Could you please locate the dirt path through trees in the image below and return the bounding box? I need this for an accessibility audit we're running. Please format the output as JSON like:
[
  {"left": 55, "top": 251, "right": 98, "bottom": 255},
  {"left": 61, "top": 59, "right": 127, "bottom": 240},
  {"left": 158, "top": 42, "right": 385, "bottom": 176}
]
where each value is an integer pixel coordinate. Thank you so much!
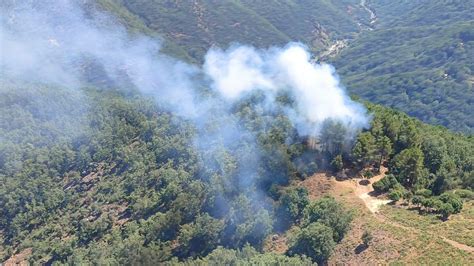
[
  {"left": 331, "top": 169, "right": 474, "bottom": 253},
  {"left": 298, "top": 169, "right": 473, "bottom": 255},
  {"left": 336, "top": 166, "right": 391, "bottom": 213}
]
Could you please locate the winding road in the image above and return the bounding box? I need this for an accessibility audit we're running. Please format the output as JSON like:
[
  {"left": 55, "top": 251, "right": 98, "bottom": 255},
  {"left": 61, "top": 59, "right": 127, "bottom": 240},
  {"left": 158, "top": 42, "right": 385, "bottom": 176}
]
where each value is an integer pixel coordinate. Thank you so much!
[{"left": 360, "top": 0, "right": 377, "bottom": 24}]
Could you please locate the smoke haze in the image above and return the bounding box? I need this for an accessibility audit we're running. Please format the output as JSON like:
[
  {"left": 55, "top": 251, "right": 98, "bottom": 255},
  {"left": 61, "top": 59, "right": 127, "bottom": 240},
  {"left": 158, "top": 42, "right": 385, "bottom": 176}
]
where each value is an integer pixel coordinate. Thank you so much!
[
  {"left": 0, "top": 0, "right": 369, "bottom": 210},
  {"left": 1, "top": 0, "right": 199, "bottom": 117}
]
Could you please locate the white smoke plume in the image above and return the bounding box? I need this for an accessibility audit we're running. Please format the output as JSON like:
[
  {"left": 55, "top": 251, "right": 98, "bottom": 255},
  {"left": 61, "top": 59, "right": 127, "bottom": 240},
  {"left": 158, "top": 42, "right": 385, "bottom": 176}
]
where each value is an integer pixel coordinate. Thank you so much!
[
  {"left": 1, "top": 1, "right": 368, "bottom": 137},
  {"left": 204, "top": 44, "right": 369, "bottom": 136},
  {"left": 0, "top": 0, "right": 370, "bottom": 202}
]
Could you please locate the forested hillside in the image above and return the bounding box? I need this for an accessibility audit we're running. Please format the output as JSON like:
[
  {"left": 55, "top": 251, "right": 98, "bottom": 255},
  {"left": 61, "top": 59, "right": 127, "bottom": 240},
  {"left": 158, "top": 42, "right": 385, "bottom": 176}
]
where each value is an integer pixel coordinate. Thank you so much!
[
  {"left": 97, "top": 0, "right": 369, "bottom": 60},
  {"left": 331, "top": 0, "right": 474, "bottom": 133},
  {"left": 98, "top": 0, "right": 474, "bottom": 133},
  {"left": 1, "top": 81, "right": 472, "bottom": 264},
  {"left": 1, "top": 0, "right": 473, "bottom": 264}
]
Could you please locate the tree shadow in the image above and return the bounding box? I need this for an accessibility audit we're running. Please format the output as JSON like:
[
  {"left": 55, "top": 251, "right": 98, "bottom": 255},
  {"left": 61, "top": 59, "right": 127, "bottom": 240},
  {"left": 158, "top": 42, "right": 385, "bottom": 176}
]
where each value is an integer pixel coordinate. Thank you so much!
[
  {"left": 368, "top": 190, "right": 382, "bottom": 197},
  {"left": 359, "top": 179, "right": 370, "bottom": 186},
  {"left": 354, "top": 244, "right": 368, "bottom": 254}
]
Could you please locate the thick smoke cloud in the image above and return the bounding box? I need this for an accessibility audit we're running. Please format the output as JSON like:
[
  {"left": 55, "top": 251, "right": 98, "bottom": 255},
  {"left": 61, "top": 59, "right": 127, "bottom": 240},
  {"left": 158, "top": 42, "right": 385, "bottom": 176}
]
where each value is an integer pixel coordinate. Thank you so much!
[{"left": 204, "top": 44, "right": 369, "bottom": 136}]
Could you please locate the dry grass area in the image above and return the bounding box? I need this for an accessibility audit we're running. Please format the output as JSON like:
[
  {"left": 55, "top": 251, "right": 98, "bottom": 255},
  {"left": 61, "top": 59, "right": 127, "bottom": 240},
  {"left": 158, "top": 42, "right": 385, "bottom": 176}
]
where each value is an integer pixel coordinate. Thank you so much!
[
  {"left": 272, "top": 170, "right": 474, "bottom": 264},
  {"left": 3, "top": 248, "right": 31, "bottom": 266},
  {"left": 379, "top": 201, "right": 474, "bottom": 252}
]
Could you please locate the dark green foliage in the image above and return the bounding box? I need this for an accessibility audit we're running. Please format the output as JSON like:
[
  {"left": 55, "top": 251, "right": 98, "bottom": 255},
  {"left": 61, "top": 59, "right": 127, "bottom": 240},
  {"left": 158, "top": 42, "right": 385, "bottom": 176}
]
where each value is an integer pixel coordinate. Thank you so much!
[
  {"left": 281, "top": 197, "right": 353, "bottom": 263},
  {"left": 331, "top": 154, "right": 344, "bottom": 173},
  {"left": 287, "top": 222, "right": 335, "bottom": 264},
  {"left": 352, "top": 132, "right": 377, "bottom": 168},
  {"left": 353, "top": 103, "right": 473, "bottom": 208},
  {"left": 373, "top": 174, "right": 399, "bottom": 193},
  {"left": 277, "top": 187, "right": 309, "bottom": 230},
  {"left": 352, "top": 121, "right": 393, "bottom": 172},
  {"left": 297, "top": 161, "right": 319, "bottom": 179},
  {"left": 2, "top": 1, "right": 474, "bottom": 263},
  {"left": 390, "top": 147, "right": 427, "bottom": 189},
  {"left": 453, "top": 189, "right": 474, "bottom": 200},
  {"left": 411, "top": 195, "right": 424, "bottom": 207},
  {"left": 439, "top": 193, "right": 463, "bottom": 214},
  {"left": 1, "top": 81, "right": 472, "bottom": 262},
  {"left": 303, "top": 197, "right": 353, "bottom": 242},
  {"left": 223, "top": 196, "right": 273, "bottom": 248},
  {"left": 184, "top": 245, "right": 315, "bottom": 265},
  {"left": 415, "top": 189, "right": 433, "bottom": 198},
  {"left": 0, "top": 84, "right": 289, "bottom": 262},
  {"left": 422, "top": 135, "right": 448, "bottom": 174},
  {"left": 420, "top": 198, "right": 443, "bottom": 210},
  {"left": 388, "top": 187, "right": 405, "bottom": 202},
  {"left": 438, "top": 203, "right": 455, "bottom": 220},
  {"left": 175, "top": 214, "right": 224, "bottom": 258},
  {"left": 412, "top": 192, "right": 463, "bottom": 219},
  {"left": 319, "top": 119, "right": 350, "bottom": 159},
  {"left": 332, "top": 2, "right": 474, "bottom": 133},
  {"left": 101, "top": 0, "right": 365, "bottom": 62},
  {"left": 101, "top": 0, "right": 474, "bottom": 134}
]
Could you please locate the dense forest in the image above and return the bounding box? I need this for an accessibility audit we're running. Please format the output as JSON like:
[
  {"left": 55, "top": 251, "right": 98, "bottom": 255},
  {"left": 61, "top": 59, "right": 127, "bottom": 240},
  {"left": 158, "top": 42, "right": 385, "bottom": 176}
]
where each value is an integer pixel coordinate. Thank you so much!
[
  {"left": 1, "top": 80, "right": 472, "bottom": 264},
  {"left": 1, "top": 0, "right": 473, "bottom": 264},
  {"left": 331, "top": 0, "right": 474, "bottom": 133}
]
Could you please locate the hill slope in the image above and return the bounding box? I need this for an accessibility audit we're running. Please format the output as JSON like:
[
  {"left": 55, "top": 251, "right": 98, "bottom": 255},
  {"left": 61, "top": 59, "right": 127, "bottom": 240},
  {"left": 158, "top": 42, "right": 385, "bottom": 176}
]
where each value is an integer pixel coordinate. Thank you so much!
[
  {"left": 331, "top": 0, "right": 474, "bottom": 133},
  {"left": 1, "top": 83, "right": 472, "bottom": 264},
  {"left": 98, "top": 0, "right": 474, "bottom": 133},
  {"left": 1, "top": 1, "right": 473, "bottom": 264},
  {"left": 97, "top": 0, "right": 370, "bottom": 60}
]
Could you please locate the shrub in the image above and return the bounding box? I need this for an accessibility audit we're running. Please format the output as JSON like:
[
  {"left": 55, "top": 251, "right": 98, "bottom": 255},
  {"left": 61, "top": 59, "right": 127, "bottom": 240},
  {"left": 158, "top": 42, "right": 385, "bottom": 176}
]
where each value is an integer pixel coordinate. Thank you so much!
[
  {"left": 439, "top": 203, "right": 455, "bottom": 220},
  {"left": 331, "top": 155, "right": 343, "bottom": 172},
  {"left": 439, "top": 193, "right": 463, "bottom": 214},
  {"left": 421, "top": 198, "right": 442, "bottom": 210},
  {"left": 453, "top": 189, "right": 474, "bottom": 200},
  {"left": 373, "top": 174, "right": 398, "bottom": 193},
  {"left": 303, "top": 196, "right": 353, "bottom": 242},
  {"left": 411, "top": 195, "right": 424, "bottom": 206},
  {"left": 287, "top": 222, "right": 336, "bottom": 264},
  {"left": 415, "top": 189, "right": 432, "bottom": 198},
  {"left": 363, "top": 170, "right": 374, "bottom": 179},
  {"left": 388, "top": 188, "right": 403, "bottom": 201}
]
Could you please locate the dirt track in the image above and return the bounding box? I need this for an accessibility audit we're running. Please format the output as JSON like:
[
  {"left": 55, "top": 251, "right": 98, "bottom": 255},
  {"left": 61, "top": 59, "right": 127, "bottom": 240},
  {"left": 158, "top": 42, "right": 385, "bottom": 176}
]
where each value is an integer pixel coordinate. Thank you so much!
[{"left": 336, "top": 166, "right": 391, "bottom": 213}]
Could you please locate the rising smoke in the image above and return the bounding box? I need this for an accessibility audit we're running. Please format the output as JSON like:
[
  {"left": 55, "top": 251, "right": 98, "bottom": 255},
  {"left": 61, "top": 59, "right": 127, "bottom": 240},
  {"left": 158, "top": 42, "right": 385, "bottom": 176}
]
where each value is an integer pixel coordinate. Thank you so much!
[
  {"left": 0, "top": 0, "right": 369, "bottom": 212},
  {"left": 204, "top": 44, "right": 369, "bottom": 136},
  {"left": 1, "top": 0, "right": 368, "bottom": 135}
]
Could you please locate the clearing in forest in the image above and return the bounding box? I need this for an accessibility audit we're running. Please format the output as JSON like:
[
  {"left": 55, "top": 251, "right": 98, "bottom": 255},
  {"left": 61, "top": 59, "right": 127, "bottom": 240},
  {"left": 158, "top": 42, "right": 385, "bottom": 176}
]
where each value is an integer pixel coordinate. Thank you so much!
[{"left": 267, "top": 169, "right": 474, "bottom": 264}]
